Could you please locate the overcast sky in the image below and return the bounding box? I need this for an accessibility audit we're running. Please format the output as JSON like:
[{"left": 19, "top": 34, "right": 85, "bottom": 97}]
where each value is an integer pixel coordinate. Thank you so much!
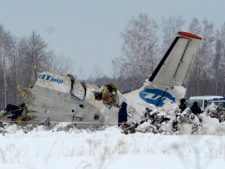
[{"left": 0, "top": 0, "right": 224, "bottom": 78}]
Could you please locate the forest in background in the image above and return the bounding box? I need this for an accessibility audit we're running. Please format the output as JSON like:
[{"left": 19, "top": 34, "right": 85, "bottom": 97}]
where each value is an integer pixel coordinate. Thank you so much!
[{"left": 1, "top": 15, "right": 225, "bottom": 109}]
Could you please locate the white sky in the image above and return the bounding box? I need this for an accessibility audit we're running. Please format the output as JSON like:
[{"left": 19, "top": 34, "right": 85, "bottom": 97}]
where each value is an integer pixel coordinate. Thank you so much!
[{"left": 0, "top": 0, "right": 225, "bottom": 78}]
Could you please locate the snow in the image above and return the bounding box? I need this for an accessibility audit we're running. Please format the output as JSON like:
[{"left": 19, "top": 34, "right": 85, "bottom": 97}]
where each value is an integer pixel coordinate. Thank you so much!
[{"left": 1, "top": 102, "right": 225, "bottom": 169}]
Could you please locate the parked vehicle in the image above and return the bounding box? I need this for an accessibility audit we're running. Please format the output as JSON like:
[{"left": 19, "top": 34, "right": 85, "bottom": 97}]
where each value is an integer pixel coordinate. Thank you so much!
[
  {"left": 207, "top": 98, "right": 225, "bottom": 109},
  {"left": 188, "top": 96, "right": 224, "bottom": 112}
]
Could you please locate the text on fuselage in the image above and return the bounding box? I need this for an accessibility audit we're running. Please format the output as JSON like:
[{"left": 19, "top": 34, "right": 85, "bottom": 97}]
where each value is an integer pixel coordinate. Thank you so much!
[{"left": 38, "top": 74, "right": 64, "bottom": 84}]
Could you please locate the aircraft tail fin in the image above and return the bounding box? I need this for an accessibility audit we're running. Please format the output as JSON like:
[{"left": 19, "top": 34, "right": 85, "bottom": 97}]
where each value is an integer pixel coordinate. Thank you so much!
[
  {"left": 135, "top": 32, "right": 202, "bottom": 107},
  {"left": 148, "top": 32, "right": 202, "bottom": 88}
]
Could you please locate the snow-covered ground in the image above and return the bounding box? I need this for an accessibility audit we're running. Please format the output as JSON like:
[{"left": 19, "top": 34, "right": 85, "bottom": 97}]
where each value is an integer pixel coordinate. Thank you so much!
[{"left": 1, "top": 103, "right": 225, "bottom": 169}]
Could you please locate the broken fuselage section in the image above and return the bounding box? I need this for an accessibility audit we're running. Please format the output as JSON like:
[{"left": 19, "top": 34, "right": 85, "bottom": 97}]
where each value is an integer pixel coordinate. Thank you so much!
[{"left": 18, "top": 71, "right": 118, "bottom": 129}]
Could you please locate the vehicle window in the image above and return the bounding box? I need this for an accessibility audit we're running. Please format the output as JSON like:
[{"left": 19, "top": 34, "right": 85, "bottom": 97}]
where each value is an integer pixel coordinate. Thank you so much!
[
  {"left": 188, "top": 100, "right": 195, "bottom": 107},
  {"left": 207, "top": 101, "right": 225, "bottom": 108},
  {"left": 198, "top": 100, "right": 203, "bottom": 107},
  {"left": 208, "top": 101, "right": 213, "bottom": 106},
  {"left": 217, "top": 102, "right": 225, "bottom": 108}
]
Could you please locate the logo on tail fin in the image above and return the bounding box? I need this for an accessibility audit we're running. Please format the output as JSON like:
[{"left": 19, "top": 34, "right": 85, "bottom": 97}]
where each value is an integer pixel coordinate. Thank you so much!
[{"left": 139, "top": 89, "right": 175, "bottom": 107}]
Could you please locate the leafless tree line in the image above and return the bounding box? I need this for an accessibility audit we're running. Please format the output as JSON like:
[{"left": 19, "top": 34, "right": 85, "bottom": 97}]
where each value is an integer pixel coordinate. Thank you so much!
[{"left": 0, "top": 24, "right": 73, "bottom": 108}]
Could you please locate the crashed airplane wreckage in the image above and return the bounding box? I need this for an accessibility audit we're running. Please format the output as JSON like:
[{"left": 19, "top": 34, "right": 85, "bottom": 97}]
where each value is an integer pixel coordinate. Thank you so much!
[
  {"left": 0, "top": 31, "right": 202, "bottom": 129},
  {"left": 13, "top": 72, "right": 128, "bottom": 129}
]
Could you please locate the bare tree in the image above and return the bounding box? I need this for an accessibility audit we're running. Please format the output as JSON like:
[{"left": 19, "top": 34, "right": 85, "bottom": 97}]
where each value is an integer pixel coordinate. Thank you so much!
[
  {"left": 6, "top": 37, "right": 18, "bottom": 104},
  {"left": 113, "top": 13, "right": 159, "bottom": 91},
  {"left": 0, "top": 26, "right": 75, "bottom": 107},
  {"left": 49, "top": 54, "right": 73, "bottom": 76},
  {"left": 161, "top": 16, "right": 186, "bottom": 55},
  {"left": 15, "top": 37, "right": 31, "bottom": 87},
  {"left": 88, "top": 64, "right": 106, "bottom": 85},
  {"left": 76, "top": 65, "right": 86, "bottom": 81},
  {"left": 213, "top": 23, "right": 225, "bottom": 96},
  {"left": 186, "top": 18, "right": 202, "bottom": 97},
  {"left": 197, "top": 19, "right": 215, "bottom": 95},
  {"left": 24, "top": 31, "right": 53, "bottom": 83},
  {"left": 221, "top": 23, "right": 225, "bottom": 96},
  {"left": 212, "top": 31, "right": 223, "bottom": 95},
  {"left": 188, "top": 17, "right": 201, "bottom": 35},
  {"left": 0, "top": 25, "right": 15, "bottom": 107},
  {"left": 186, "top": 18, "right": 215, "bottom": 97}
]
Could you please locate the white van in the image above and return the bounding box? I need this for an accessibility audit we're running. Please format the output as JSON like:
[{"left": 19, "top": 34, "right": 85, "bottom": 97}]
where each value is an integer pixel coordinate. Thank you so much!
[
  {"left": 207, "top": 98, "right": 225, "bottom": 109},
  {"left": 188, "top": 96, "right": 224, "bottom": 112}
]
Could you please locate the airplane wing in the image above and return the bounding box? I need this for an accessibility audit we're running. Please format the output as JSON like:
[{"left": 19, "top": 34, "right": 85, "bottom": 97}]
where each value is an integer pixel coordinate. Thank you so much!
[{"left": 149, "top": 32, "right": 202, "bottom": 88}]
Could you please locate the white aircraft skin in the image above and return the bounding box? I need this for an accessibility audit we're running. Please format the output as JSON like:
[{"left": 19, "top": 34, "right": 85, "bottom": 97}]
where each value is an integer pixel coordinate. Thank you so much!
[{"left": 3, "top": 32, "right": 202, "bottom": 129}]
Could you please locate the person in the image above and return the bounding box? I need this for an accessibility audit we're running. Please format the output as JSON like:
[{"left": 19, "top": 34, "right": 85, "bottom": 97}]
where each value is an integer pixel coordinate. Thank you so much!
[
  {"left": 118, "top": 101, "right": 128, "bottom": 127},
  {"left": 179, "top": 98, "right": 187, "bottom": 112},
  {"left": 190, "top": 101, "right": 202, "bottom": 116},
  {"left": 204, "top": 100, "right": 208, "bottom": 109}
]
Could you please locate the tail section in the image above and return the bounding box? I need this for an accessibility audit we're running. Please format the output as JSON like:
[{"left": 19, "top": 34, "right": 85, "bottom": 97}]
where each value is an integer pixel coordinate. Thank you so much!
[
  {"left": 149, "top": 32, "right": 202, "bottom": 88},
  {"left": 124, "top": 32, "right": 202, "bottom": 111}
]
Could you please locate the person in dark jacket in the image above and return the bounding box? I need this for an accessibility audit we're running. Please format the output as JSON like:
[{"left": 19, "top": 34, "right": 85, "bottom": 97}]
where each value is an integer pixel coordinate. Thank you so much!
[
  {"left": 179, "top": 98, "right": 187, "bottom": 112},
  {"left": 118, "top": 102, "right": 128, "bottom": 127},
  {"left": 190, "top": 101, "right": 202, "bottom": 115}
]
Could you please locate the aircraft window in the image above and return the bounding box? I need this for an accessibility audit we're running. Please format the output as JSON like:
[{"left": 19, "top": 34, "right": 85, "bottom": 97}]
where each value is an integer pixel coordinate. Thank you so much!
[
  {"left": 75, "top": 117, "right": 83, "bottom": 121},
  {"left": 79, "top": 105, "right": 84, "bottom": 108},
  {"left": 94, "top": 114, "right": 99, "bottom": 120}
]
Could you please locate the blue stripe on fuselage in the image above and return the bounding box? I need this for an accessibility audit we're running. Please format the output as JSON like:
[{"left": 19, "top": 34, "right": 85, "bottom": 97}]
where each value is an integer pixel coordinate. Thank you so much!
[{"left": 139, "top": 89, "right": 175, "bottom": 107}]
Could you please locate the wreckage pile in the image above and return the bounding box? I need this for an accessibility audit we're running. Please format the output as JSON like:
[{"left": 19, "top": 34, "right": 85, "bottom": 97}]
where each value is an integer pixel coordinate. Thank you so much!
[
  {"left": 0, "top": 103, "right": 225, "bottom": 135},
  {"left": 121, "top": 103, "right": 225, "bottom": 135}
]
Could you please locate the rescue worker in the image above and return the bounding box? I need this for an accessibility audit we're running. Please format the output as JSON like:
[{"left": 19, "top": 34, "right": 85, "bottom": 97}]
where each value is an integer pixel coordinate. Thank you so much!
[
  {"left": 179, "top": 98, "right": 187, "bottom": 112},
  {"left": 190, "top": 101, "right": 202, "bottom": 116},
  {"left": 118, "top": 101, "right": 128, "bottom": 127}
]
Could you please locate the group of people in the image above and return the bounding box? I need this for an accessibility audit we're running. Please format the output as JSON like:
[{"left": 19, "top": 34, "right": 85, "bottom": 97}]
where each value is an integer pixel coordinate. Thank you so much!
[{"left": 179, "top": 98, "right": 201, "bottom": 115}]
